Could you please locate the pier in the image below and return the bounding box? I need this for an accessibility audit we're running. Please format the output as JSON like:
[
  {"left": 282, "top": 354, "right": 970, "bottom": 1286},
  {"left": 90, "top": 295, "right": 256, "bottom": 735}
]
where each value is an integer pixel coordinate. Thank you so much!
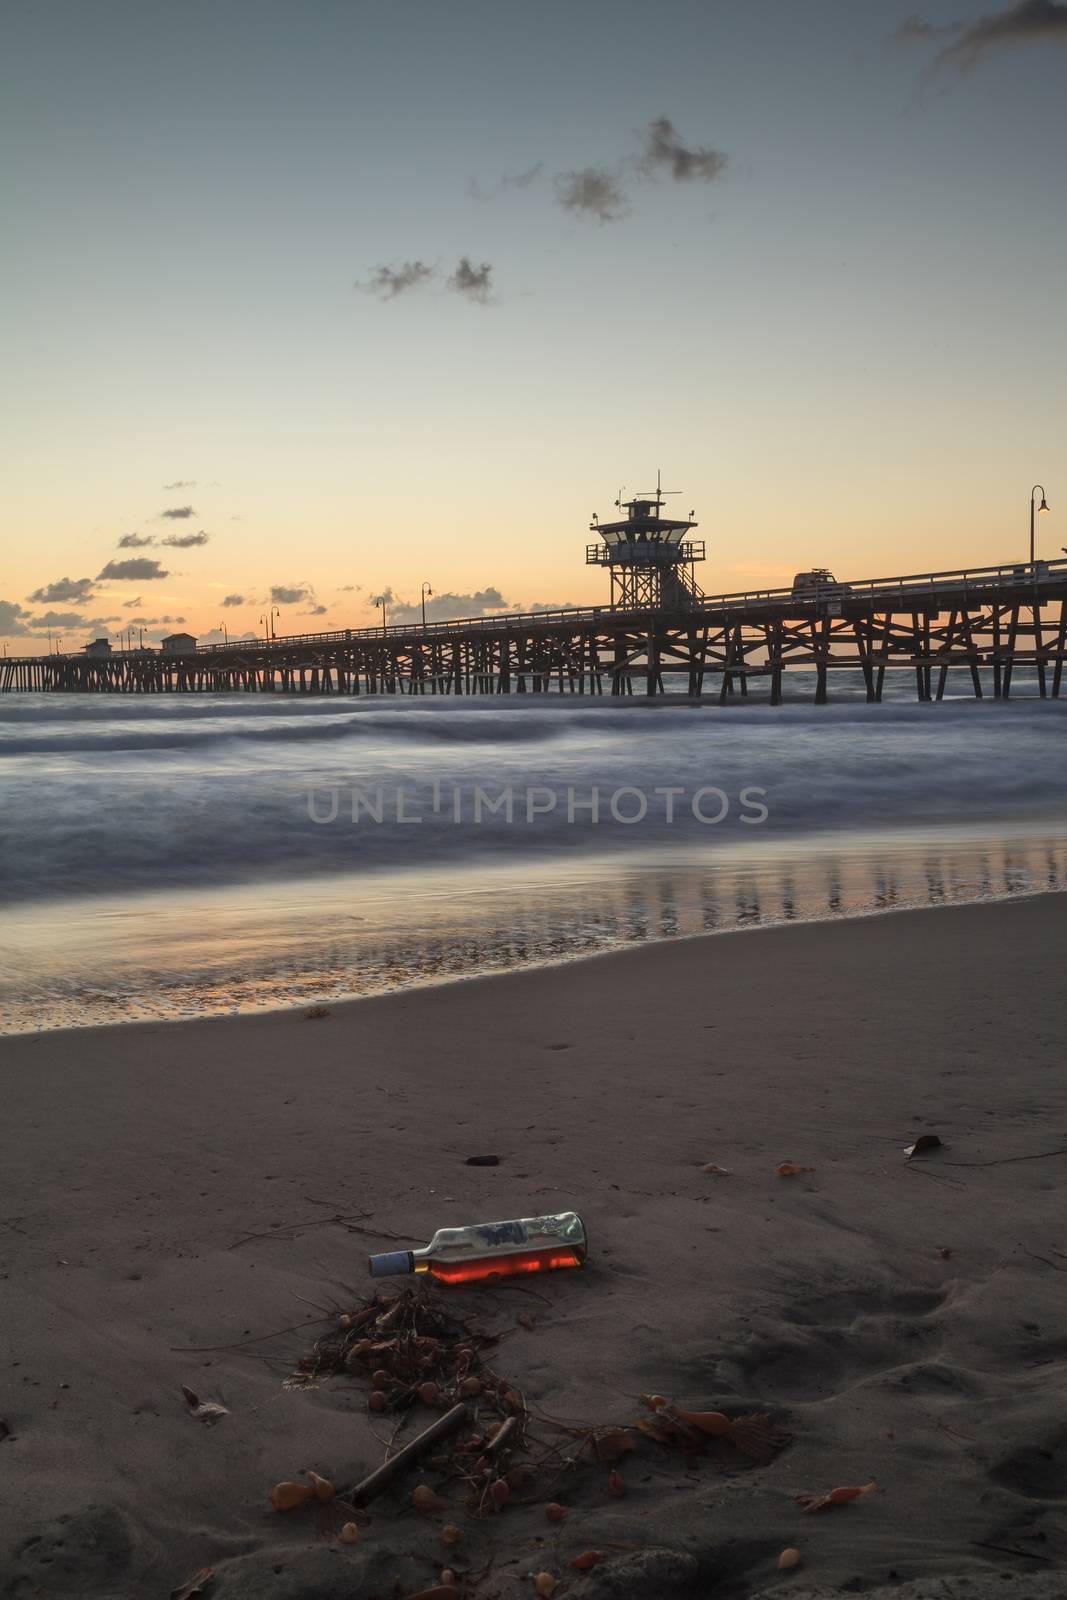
[
  {"left": 5, "top": 484, "right": 1067, "bottom": 702},
  {"left": 5, "top": 556, "right": 1067, "bottom": 702}
]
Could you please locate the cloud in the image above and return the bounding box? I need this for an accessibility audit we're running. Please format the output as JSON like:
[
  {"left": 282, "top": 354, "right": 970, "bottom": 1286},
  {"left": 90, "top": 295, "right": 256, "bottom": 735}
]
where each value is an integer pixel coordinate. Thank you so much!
[
  {"left": 469, "top": 163, "right": 544, "bottom": 200},
  {"left": 97, "top": 557, "right": 170, "bottom": 581},
  {"left": 386, "top": 586, "right": 512, "bottom": 624},
  {"left": 163, "top": 479, "right": 197, "bottom": 489},
  {"left": 0, "top": 599, "right": 35, "bottom": 635},
  {"left": 158, "top": 504, "right": 197, "bottom": 520},
  {"left": 32, "top": 610, "right": 90, "bottom": 628},
  {"left": 554, "top": 165, "right": 629, "bottom": 223},
  {"left": 28, "top": 575, "right": 97, "bottom": 604},
  {"left": 161, "top": 530, "right": 209, "bottom": 548},
  {"left": 338, "top": 584, "right": 360, "bottom": 592},
  {"left": 123, "top": 596, "right": 143, "bottom": 608},
  {"left": 526, "top": 599, "right": 576, "bottom": 613},
  {"left": 900, "top": 1, "right": 1067, "bottom": 69},
  {"left": 301, "top": 604, "right": 328, "bottom": 616},
  {"left": 124, "top": 614, "right": 184, "bottom": 626},
  {"left": 118, "top": 532, "right": 156, "bottom": 548},
  {"left": 270, "top": 584, "right": 312, "bottom": 604},
  {"left": 359, "top": 261, "right": 436, "bottom": 299},
  {"left": 222, "top": 593, "right": 245, "bottom": 607},
  {"left": 448, "top": 257, "right": 493, "bottom": 302},
  {"left": 640, "top": 116, "right": 728, "bottom": 183},
  {"left": 895, "top": 12, "right": 956, "bottom": 38}
]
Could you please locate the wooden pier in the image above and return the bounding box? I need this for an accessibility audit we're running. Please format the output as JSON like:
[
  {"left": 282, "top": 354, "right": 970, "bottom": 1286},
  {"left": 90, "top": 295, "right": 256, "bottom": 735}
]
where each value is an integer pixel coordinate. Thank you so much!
[{"left": 4, "top": 558, "right": 1067, "bottom": 703}]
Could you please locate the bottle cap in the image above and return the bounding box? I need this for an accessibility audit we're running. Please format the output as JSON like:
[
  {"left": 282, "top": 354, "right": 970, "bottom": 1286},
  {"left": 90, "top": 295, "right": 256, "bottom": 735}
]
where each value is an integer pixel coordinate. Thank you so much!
[{"left": 368, "top": 1249, "right": 414, "bottom": 1277}]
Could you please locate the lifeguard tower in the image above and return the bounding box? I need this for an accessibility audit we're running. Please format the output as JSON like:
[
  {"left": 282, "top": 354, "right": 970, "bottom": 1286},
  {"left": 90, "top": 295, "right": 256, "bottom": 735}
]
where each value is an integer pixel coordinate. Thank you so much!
[{"left": 586, "top": 474, "right": 705, "bottom": 609}]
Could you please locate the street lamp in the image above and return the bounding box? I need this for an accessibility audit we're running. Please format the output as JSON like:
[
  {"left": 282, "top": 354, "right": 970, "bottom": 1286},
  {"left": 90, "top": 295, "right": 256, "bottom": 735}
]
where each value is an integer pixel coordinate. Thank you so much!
[
  {"left": 1031, "top": 484, "right": 1049, "bottom": 565},
  {"left": 218, "top": 621, "right": 228, "bottom": 646},
  {"left": 421, "top": 582, "right": 433, "bottom": 629},
  {"left": 372, "top": 593, "right": 388, "bottom": 633},
  {"left": 260, "top": 607, "right": 280, "bottom": 641}
]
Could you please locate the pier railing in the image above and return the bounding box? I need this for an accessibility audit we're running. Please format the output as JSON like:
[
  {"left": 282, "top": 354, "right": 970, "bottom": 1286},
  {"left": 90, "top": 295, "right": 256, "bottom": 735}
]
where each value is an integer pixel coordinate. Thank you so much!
[{"left": 187, "top": 556, "right": 1067, "bottom": 657}]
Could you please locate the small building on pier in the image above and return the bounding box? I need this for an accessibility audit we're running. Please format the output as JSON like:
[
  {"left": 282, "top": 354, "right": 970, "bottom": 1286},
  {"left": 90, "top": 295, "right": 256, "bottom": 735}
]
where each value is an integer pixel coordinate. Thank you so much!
[
  {"left": 161, "top": 632, "right": 197, "bottom": 655},
  {"left": 84, "top": 638, "right": 112, "bottom": 657}
]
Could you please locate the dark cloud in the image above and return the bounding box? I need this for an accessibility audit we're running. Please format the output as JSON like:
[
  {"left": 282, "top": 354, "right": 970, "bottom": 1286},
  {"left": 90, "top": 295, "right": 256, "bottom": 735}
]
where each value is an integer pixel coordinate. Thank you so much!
[
  {"left": 640, "top": 117, "right": 728, "bottom": 183},
  {"left": 301, "top": 604, "right": 328, "bottom": 616},
  {"left": 221, "top": 593, "right": 246, "bottom": 607},
  {"left": 32, "top": 610, "right": 89, "bottom": 628},
  {"left": 163, "top": 479, "right": 197, "bottom": 489},
  {"left": 123, "top": 596, "right": 143, "bottom": 608},
  {"left": 359, "top": 261, "right": 436, "bottom": 299},
  {"left": 161, "top": 530, "right": 210, "bottom": 548},
  {"left": 895, "top": 12, "right": 956, "bottom": 38},
  {"left": 28, "top": 575, "right": 97, "bottom": 604},
  {"left": 270, "top": 584, "right": 312, "bottom": 605},
  {"left": 554, "top": 166, "right": 629, "bottom": 223},
  {"left": 469, "top": 163, "right": 544, "bottom": 200},
  {"left": 526, "top": 599, "right": 576, "bottom": 613},
  {"left": 0, "top": 599, "right": 35, "bottom": 635},
  {"left": 125, "top": 614, "right": 183, "bottom": 626},
  {"left": 118, "top": 532, "right": 155, "bottom": 548},
  {"left": 901, "top": 1, "right": 1067, "bottom": 68},
  {"left": 97, "top": 558, "right": 170, "bottom": 581},
  {"left": 387, "top": 586, "right": 511, "bottom": 624},
  {"left": 448, "top": 257, "right": 493, "bottom": 302},
  {"left": 338, "top": 584, "right": 360, "bottom": 592},
  {"left": 158, "top": 505, "right": 197, "bottom": 520}
]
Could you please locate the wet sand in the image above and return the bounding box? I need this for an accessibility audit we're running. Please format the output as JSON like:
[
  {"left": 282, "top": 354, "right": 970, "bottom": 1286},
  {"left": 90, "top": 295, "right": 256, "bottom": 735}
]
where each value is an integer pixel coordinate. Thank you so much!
[{"left": 2, "top": 895, "right": 1066, "bottom": 1598}]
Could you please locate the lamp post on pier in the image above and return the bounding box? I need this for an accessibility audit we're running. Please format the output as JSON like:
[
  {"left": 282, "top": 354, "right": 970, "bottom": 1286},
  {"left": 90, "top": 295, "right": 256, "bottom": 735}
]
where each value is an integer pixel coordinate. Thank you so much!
[
  {"left": 421, "top": 582, "right": 433, "bottom": 629},
  {"left": 1030, "top": 485, "right": 1049, "bottom": 566},
  {"left": 372, "top": 594, "right": 388, "bottom": 633}
]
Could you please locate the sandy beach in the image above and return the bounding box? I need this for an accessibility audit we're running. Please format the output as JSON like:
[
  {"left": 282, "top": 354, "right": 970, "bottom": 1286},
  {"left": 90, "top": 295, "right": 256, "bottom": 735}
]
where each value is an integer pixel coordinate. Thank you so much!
[{"left": 3, "top": 894, "right": 1067, "bottom": 1599}]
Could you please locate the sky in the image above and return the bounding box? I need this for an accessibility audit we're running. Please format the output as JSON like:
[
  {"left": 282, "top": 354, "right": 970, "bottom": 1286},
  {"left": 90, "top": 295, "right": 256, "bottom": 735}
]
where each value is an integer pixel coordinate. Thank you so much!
[{"left": 2, "top": 0, "right": 1066, "bottom": 651}]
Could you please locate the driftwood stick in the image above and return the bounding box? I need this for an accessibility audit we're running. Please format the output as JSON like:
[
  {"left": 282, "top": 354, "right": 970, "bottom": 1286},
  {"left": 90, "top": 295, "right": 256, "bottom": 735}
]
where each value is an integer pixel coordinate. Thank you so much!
[
  {"left": 484, "top": 1416, "right": 518, "bottom": 1455},
  {"left": 342, "top": 1403, "right": 471, "bottom": 1505}
]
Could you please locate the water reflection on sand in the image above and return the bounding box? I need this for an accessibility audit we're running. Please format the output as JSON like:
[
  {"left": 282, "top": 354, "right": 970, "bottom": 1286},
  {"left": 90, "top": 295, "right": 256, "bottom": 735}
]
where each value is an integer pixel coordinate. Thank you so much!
[{"left": 1, "top": 827, "right": 1064, "bottom": 1033}]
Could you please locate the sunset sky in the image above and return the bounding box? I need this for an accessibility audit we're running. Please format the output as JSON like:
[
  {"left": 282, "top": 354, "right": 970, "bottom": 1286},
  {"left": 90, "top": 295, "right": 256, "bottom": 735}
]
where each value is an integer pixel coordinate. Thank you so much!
[{"left": 2, "top": 0, "right": 1066, "bottom": 651}]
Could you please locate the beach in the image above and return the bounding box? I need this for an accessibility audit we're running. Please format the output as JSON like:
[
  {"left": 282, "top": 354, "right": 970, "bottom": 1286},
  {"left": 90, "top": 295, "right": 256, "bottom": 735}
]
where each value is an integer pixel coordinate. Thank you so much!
[{"left": 3, "top": 893, "right": 1066, "bottom": 1598}]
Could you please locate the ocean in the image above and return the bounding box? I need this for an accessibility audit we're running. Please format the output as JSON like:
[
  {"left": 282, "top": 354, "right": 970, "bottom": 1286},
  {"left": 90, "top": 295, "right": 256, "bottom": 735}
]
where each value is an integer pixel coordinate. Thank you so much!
[{"left": 2, "top": 675, "right": 1065, "bottom": 1031}]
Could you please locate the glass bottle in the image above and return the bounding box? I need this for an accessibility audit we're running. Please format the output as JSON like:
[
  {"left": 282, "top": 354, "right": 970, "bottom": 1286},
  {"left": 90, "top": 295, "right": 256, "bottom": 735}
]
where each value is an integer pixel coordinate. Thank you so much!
[{"left": 368, "top": 1211, "right": 587, "bottom": 1284}]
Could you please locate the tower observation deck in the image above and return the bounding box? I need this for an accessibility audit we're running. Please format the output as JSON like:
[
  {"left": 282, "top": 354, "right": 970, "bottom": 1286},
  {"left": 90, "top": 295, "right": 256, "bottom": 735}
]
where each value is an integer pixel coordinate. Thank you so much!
[{"left": 587, "top": 473, "right": 706, "bottom": 609}]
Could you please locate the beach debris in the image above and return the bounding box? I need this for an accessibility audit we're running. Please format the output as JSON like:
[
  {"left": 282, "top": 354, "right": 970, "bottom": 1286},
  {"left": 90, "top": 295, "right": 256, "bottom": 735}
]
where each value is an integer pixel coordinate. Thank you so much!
[
  {"left": 180, "top": 1384, "right": 229, "bottom": 1424},
  {"left": 581, "top": 1425, "right": 635, "bottom": 1465},
  {"left": 339, "top": 1522, "right": 360, "bottom": 1543},
  {"left": 489, "top": 1476, "right": 511, "bottom": 1510},
  {"left": 795, "top": 1480, "right": 876, "bottom": 1514},
  {"left": 441, "top": 1572, "right": 457, "bottom": 1588},
  {"left": 307, "top": 1470, "right": 335, "bottom": 1503},
  {"left": 702, "top": 1163, "right": 730, "bottom": 1175},
  {"left": 904, "top": 1134, "right": 942, "bottom": 1160},
  {"left": 546, "top": 1502, "right": 567, "bottom": 1521},
  {"left": 571, "top": 1550, "right": 603, "bottom": 1570},
  {"left": 304, "top": 1005, "right": 330, "bottom": 1019},
  {"left": 534, "top": 1575, "right": 559, "bottom": 1596},
  {"left": 939, "top": 1247, "right": 952, "bottom": 1259},
  {"left": 348, "top": 1404, "right": 472, "bottom": 1506},
  {"left": 413, "top": 1483, "right": 447, "bottom": 1512},
  {"left": 465, "top": 1155, "right": 500, "bottom": 1166},
  {"left": 441, "top": 1523, "right": 463, "bottom": 1545},
  {"left": 778, "top": 1547, "right": 802, "bottom": 1570},
  {"left": 368, "top": 1209, "right": 587, "bottom": 1284},
  {"left": 776, "top": 1162, "right": 816, "bottom": 1177},
  {"left": 270, "top": 1480, "right": 317, "bottom": 1511},
  {"left": 171, "top": 1568, "right": 214, "bottom": 1600},
  {"left": 634, "top": 1399, "right": 790, "bottom": 1467},
  {"left": 607, "top": 1468, "right": 626, "bottom": 1496}
]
